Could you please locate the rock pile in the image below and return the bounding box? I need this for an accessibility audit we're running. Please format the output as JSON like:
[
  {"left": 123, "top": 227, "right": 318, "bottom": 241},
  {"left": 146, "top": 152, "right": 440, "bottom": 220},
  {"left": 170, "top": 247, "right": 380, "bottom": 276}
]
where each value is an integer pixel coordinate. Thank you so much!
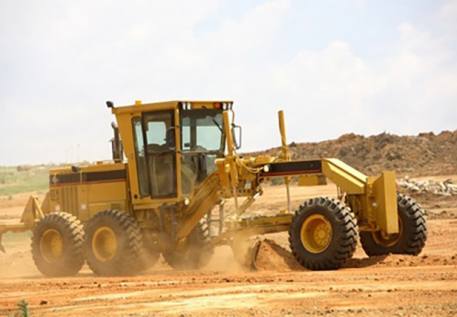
[{"left": 397, "top": 178, "right": 457, "bottom": 196}]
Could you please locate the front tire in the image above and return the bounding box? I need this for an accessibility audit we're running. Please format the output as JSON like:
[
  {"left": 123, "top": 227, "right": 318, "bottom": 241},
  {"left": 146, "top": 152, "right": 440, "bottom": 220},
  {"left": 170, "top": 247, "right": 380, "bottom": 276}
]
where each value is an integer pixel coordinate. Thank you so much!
[
  {"left": 360, "top": 194, "right": 427, "bottom": 256},
  {"left": 289, "top": 197, "right": 358, "bottom": 270},
  {"left": 84, "top": 210, "right": 144, "bottom": 276},
  {"left": 31, "top": 212, "right": 85, "bottom": 276}
]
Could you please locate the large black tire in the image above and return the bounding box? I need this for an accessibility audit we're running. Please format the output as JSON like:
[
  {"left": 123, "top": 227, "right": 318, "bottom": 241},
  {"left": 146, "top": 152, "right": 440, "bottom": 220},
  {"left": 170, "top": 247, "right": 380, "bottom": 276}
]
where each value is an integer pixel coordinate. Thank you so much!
[
  {"left": 162, "top": 220, "right": 213, "bottom": 270},
  {"left": 31, "top": 212, "right": 84, "bottom": 277},
  {"left": 84, "top": 210, "right": 144, "bottom": 276},
  {"left": 360, "top": 194, "right": 427, "bottom": 256},
  {"left": 289, "top": 197, "right": 358, "bottom": 270}
]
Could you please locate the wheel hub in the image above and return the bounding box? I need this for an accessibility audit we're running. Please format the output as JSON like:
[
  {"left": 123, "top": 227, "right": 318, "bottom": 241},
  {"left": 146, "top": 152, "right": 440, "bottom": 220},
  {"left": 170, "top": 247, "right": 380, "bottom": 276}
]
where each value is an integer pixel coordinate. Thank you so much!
[
  {"left": 300, "top": 214, "right": 333, "bottom": 254},
  {"left": 372, "top": 216, "right": 403, "bottom": 247},
  {"left": 40, "top": 229, "right": 64, "bottom": 263},
  {"left": 92, "top": 226, "right": 118, "bottom": 262}
]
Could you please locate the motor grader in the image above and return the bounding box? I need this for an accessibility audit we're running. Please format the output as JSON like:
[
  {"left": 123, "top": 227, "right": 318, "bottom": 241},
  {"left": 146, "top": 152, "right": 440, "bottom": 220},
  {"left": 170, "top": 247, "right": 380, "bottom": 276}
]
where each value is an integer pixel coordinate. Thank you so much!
[{"left": 0, "top": 100, "right": 427, "bottom": 276}]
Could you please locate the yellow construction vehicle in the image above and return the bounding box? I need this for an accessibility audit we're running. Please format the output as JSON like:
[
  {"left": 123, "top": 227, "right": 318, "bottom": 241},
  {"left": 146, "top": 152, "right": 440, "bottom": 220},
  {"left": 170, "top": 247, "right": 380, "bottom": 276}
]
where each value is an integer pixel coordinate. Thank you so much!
[{"left": 0, "top": 100, "right": 427, "bottom": 276}]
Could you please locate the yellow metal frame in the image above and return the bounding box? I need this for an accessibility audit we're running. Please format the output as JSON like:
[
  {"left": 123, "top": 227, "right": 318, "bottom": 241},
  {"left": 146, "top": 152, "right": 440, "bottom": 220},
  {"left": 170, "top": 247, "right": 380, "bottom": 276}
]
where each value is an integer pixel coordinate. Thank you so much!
[{"left": 215, "top": 110, "right": 399, "bottom": 236}]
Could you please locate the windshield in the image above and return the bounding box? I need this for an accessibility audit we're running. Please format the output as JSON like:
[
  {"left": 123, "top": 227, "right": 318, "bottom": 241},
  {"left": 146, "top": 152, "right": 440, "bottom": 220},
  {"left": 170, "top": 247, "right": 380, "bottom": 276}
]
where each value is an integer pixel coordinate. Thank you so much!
[{"left": 181, "top": 109, "right": 224, "bottom": 153}]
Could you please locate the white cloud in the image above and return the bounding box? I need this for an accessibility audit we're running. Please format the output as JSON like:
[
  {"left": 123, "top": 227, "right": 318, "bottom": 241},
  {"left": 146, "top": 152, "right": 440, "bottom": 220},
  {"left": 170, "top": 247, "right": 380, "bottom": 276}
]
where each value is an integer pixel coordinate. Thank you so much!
[
  {"left": 234, "top": 13, "right": 457, "bottom": 149},
  {"left": 439, "top": 0, "right": 457, "bottom": 33}
]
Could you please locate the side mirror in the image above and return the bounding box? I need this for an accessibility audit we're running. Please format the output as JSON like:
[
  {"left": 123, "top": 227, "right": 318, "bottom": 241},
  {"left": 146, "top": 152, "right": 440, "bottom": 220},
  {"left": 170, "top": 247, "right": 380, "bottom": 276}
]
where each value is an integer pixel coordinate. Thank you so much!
[{"left": 232, "top": 124, "right": 242, "bottom": 150}]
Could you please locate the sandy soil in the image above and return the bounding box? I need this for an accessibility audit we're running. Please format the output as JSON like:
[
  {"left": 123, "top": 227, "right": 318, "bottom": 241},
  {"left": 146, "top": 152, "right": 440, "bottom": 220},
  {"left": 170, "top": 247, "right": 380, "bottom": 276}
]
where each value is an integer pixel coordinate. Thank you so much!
[{"left": 1, "top": 181, "right": 457, "bottom": 316}]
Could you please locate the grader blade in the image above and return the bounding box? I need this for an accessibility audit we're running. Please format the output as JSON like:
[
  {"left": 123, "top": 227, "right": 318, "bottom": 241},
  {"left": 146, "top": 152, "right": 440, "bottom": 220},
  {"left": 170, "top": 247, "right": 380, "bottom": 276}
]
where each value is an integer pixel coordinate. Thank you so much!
[
  {"left": 231, "top": 236, "right": 262, "bottom": 269},
  {"left": 249, "top": 240, "right": 262, "bottom": 270}
]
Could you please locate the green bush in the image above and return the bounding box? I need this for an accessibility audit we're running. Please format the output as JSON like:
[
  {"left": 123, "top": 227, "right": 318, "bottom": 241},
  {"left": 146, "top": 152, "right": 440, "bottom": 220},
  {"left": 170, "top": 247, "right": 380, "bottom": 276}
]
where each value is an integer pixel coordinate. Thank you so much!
[{"left": 17, "top": 300, "right": 29, "bottom": 317}]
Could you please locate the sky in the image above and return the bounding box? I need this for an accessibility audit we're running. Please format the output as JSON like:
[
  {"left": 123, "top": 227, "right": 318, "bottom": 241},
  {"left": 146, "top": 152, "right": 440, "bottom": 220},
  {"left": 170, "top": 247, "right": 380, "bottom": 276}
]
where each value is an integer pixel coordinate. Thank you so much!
[{"left": 0, "top": 0, "right": 456, "bottom": 165}]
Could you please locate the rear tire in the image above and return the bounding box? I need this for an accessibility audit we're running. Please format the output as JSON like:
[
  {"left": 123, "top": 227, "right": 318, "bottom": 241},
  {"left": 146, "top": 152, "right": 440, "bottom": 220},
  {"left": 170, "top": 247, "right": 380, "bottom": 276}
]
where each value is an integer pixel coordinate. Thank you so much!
[
  {"left": 162, "top": 220, "right": 213, "bottom": 269},
  {"left": 289, "top": 197, "right": 358, "bottom": 270},
  {"left": 84, "top": 210, "right": 144, "bottom": 276},
  {"left": 31, "top": 212, "right": 84, "bottom": 277},
  {"left": 138, "top": 231, "right": 161, "bottom": 271},
  {"left": 360, "top": 194, "right": 427, "bottom": 256}
]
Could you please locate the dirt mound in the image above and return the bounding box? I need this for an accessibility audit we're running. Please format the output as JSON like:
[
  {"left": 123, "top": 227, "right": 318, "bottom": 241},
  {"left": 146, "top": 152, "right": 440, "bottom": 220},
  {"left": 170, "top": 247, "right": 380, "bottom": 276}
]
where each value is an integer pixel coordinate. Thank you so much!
[
  {"left": 253, "top": 239, "right": 457, "bottom": 272},
  {"left": 254, "top": 239, "right": 302, "bottom": 271},
  {"left": 250, "top": 130, "right": 457, "bottom": 176}
]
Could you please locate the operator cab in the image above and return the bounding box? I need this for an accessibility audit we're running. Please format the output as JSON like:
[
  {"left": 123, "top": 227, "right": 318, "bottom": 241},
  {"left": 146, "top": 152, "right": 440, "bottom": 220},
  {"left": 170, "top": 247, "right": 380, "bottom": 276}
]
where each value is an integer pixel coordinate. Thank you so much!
[{"left": 111, "top": 100, "right": 239, "bottom": 202}]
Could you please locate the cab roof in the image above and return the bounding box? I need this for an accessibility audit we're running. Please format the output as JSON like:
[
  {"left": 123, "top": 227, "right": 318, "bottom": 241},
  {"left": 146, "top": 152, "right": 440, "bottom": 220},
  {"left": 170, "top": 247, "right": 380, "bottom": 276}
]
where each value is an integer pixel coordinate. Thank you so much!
[{"left": 109, "top": 100, "right": 234, "bottom": 115}]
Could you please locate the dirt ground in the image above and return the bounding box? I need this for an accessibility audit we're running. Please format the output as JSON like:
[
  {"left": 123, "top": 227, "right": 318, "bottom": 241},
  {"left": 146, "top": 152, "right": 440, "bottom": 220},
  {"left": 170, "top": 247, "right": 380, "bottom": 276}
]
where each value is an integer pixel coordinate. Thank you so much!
[{"left": 1, "top": 178, "right": 457, "bottom": 316}]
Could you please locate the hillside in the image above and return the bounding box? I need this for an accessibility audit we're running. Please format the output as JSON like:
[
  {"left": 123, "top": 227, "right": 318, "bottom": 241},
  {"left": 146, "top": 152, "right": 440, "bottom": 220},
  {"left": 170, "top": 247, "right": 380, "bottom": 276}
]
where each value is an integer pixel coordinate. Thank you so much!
[
  {"left": 249, "top": 130, "right": 457, "bottom": 177},
  {"left": 0, "top": 130, "right": 455, "bottom": 197},
  {"left": 0, "top": 166, "right": 50, "bottom": 196}
]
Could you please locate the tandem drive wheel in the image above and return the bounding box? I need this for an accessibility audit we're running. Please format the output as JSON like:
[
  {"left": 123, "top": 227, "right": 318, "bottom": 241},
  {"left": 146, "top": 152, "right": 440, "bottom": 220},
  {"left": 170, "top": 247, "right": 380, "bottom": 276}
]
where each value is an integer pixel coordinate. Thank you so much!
[
  {"left": 289, "top": 197, "right": 358, "bottom": 270},
  {"left": 84, "top": 210, "right": 146, "bottom": 276},
  {"left": 360, "top": 194, "right": 427, "bottom": 256},
  {"left": 162, "top": 221, "right": 214, "bottom": 270},
  {"left": 31, "top": 212, "right": 85, "bottom": 276}
]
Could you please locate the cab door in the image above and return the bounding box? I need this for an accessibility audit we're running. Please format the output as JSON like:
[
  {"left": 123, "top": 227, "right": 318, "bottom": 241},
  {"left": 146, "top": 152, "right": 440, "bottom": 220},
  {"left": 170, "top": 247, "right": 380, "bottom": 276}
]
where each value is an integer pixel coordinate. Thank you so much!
[{"left": 140, "top": 110, "right": 177, "bottom": 198}]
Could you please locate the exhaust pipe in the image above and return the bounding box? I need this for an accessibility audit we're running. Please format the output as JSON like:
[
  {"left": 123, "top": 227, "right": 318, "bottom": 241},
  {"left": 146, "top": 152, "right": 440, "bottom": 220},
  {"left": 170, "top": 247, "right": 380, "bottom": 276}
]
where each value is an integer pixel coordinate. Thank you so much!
[{"left": 111, "top": 122, "right": 124, "bottom": 163}]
